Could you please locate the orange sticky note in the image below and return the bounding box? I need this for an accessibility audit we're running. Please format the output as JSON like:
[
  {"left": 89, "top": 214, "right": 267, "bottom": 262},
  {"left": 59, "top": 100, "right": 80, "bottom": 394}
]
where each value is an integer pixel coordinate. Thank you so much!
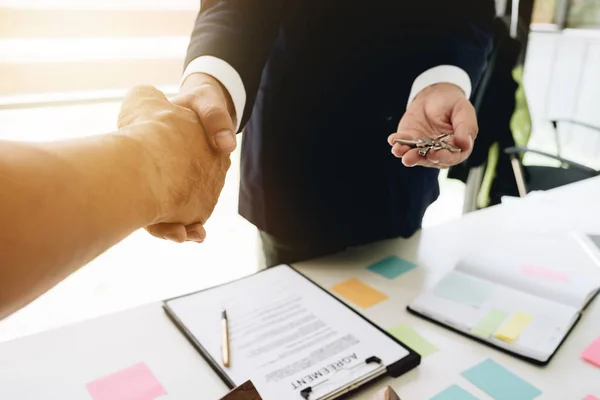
[
  {"left": 331, "top": 278, "right": 388, "bottom": 308},
  {"left": 494, "top": 312, "right": 533, "bottom": 343}
]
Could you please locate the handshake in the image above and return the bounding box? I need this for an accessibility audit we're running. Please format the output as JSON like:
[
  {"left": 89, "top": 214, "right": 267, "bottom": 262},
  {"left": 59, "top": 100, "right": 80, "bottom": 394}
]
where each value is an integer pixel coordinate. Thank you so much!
[{"left": 119, "top": 74, "right": 235, "bottom": 243}]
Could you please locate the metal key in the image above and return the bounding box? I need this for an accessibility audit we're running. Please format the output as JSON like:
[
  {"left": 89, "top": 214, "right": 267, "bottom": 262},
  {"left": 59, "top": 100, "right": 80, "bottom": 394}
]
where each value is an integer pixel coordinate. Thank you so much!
[
  {"left": 436, "top": 142, "right": 461, "bottom": 153},
  {"left": 394, "top": 134, "right": 451, "bottom": 148},
  {"left": 435, "top": 135, "right": 461, "bottom": 153},
  {"left": 393, "top": 133, "right": 461, "bottom": 156},
  {"left": 393, "top": 137, "right": 435, "bottom": 148},
  {"left": 417, "top": 146, "right": 432, "bottom": 156}
]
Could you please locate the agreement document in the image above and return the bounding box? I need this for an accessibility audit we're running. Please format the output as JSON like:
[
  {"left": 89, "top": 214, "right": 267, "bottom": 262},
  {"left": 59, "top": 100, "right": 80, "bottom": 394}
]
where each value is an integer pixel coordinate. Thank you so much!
[{"left": 164, "top": 265, "right": 418, "bottom": 400}]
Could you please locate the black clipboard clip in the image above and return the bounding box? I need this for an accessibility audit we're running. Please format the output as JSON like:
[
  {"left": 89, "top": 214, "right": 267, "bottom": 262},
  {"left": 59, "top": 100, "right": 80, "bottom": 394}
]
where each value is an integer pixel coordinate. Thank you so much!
[{"left": 300, "top": 356, "right": 383, "bottom": 400}]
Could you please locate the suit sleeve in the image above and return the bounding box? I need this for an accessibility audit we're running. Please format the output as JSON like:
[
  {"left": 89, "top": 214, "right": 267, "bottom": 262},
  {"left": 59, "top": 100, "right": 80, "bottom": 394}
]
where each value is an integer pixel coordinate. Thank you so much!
[
  {"left": 183, "top": 0, "right": 282, "bottom": 132},
  {"left": 406, "top": 0, "right": 496, "bottom": 105}
]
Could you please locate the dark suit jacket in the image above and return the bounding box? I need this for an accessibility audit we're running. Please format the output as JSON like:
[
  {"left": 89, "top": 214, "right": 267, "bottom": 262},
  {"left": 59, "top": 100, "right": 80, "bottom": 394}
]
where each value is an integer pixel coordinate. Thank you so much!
[{"left": 185, "top": 0, "right": 495, "bottom": 245}]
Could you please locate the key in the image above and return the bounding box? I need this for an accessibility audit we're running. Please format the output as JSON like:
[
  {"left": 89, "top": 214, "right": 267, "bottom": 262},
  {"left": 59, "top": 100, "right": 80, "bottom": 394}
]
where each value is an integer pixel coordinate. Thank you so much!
[
  {"left": 434, "top": 135, "right": 461, "bottom": 153},
  {"left": 429, "top": 133, "right": 461, "bottom": 153},
  {"left": 393, "top": 137, "right": 435, "bottom": 148},
  {"left": 393, "top": 133, "right": 461, "bottom": 156},
  {"left": 436, "top": 141, "right": 461, "bottom": 153},
  {"left": 394, "top": 134, "right": 452, "bottom": 148},
  {"left": 418, "top": 146, "right": 432, "bottom": 156}
]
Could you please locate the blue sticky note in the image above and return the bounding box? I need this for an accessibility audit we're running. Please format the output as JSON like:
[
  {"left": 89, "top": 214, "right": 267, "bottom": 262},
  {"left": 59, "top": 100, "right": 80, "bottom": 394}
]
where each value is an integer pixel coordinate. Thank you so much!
[
  {"left": 367, "top": 256, "right": 417, "bottom": 279},
  {"left": 462, "top": 359, "right": 542, "bottom": 400},
  {"left": 430, "top": 385, "right": 479, "bottom": 400},
  {"left": 433, "top": 272, "right": 492, "bottom": 308}
]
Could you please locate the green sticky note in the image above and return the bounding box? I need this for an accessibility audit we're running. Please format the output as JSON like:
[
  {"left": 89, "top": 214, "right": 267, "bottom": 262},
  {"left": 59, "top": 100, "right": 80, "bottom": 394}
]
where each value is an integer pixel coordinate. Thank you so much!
[
  {"left": 433, "top": 273, "right": 492, "bottom": 308},
  {"left": 471, "top": 309, "right": 509, "bottom": 338},
  {"left": 388, "top": 323, "right": 438, "bottom": 357},
  {"left": 462, "top": 359, "right": 542, "bottom": 400},
  {"left": 367, "top": 256, "right": 417, "bottom": 279},
  {"left": 430, "top": 385, "right": 479, "bottom": 400}
]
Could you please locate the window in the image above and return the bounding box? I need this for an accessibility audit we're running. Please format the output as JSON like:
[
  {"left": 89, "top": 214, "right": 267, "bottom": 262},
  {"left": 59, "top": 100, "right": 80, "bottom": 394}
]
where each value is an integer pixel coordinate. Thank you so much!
[
  {"left": 531, "top": 0, "right": 600, "bottom": 29},
  {"left": 532, "top": 0, "right": 558, "bottom": 24},
  {"left": 566, "top": 0, "right": 600, "bottom": 28},
  {"left": 0, "top": 0, "right": 198, "bottom": 107}
]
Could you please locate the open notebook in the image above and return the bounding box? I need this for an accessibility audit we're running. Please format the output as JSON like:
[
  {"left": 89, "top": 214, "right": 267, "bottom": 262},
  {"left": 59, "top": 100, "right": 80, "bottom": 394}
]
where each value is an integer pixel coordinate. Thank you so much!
[{"left": 408, "top": 232, "right": 600, "bottom": 365}]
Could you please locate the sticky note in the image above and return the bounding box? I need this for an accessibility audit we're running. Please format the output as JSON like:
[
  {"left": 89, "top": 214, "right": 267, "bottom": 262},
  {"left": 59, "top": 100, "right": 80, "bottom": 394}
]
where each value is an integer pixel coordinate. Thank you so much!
[
  {"left": 331, "top": 278, "right": 388, "bottom": 308},
  {"left": 433, "top": 273, "right": 492, "bottom": 308},
  {"left": 471, "top": 309, "right": 509, "bottom": 339},
  {"left": 430, "top": 385, "right": 479, "bottom": 400},
  {"left": 521, "top": 265, "right": 570, "bottom": 283},
  {"left": 367, "top": 256, "right": 417, "bottom": 279},
  {"left": 582, "top": 336, "right": 600, "bottom": 367},
  {"left": 86, "top": 362, "right": 166, "bottom": 400},
  {"left": 388, "top": 323, "right": 438, "bottom": 357},
  {"left": 462, "top": 358, "right": 542, "bottom": 400},
  {"left": 494, "top": 311, "right": 533, "bottom": 342},
  {"left": 583, "top": 395, "right": 600, "bottom": 400}
]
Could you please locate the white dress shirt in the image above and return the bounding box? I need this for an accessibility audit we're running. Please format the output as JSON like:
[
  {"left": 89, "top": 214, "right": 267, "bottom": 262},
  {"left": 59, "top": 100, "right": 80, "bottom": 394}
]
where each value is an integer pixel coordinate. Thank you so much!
[{"left": 181, "top": 56, "right": 472, "bottom": 132}]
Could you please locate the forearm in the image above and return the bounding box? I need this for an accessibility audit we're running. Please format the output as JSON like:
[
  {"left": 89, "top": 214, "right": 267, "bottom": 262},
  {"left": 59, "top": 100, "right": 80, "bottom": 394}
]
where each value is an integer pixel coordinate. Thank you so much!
[{"left": 0, "top": 128, "right": 159, "bottom": 318}]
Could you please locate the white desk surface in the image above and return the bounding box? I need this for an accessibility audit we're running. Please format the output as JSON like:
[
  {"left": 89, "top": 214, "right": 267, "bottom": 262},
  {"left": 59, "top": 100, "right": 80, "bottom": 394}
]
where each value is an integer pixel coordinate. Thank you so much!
[{"left": 1, "top": 177, "right": 599, "bottom": 400}]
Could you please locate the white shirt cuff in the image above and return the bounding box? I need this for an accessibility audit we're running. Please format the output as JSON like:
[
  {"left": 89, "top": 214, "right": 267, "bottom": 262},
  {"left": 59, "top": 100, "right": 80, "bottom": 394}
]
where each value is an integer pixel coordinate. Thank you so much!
[
  {"left": 407, "top": 65, "right": 472, "bottom": 108},
  {"left": 181, "top": 56, "right": 246, "bottom": 132}
]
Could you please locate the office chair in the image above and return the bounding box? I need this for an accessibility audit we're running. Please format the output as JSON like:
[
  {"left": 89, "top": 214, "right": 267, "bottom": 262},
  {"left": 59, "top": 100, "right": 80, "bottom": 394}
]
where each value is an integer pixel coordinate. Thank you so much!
[
  {"left": 448, "top": 17, "right": 527, "bottom": 211},
  {"left": 449, "top": 3, "right": 599, "bottom": 210},
  {"left": 505, "top": 119, "right": 600, "bottom": 196}
]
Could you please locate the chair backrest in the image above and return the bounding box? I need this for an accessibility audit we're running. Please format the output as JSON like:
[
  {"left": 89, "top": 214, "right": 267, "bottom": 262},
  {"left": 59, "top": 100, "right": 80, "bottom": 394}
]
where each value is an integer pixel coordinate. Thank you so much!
[
  {"left": 471, "top": 18, "right": 523, "bottom": 166},
  {"left": 510, "top": 65, "right": 532, "bottom": 148},
  {"left": 448, "top": 17, "right": 529, "bottom": 211},
  {"left": 447, "top": 17, "right": 520, "bottom": 184}
]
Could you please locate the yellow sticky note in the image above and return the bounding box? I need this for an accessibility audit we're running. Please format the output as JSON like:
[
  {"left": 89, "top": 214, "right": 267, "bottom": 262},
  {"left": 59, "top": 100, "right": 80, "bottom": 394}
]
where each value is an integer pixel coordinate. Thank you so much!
[
  {"left": 331, "top": 278, "right": 388, "bottom": 308},
  {"left": 494, "top": 311, "right": 533, "bottom": 342}
]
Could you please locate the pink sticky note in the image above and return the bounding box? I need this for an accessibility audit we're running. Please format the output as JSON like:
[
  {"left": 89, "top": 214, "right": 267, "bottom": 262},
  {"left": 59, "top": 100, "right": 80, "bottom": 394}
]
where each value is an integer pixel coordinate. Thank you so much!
[
  {"left": 86, "top": 362, "right": 166, "bottom": 400},
  {"left": 582, "top": 337, "right": 600, "bottom": 368},
  {"left": 583, "top": 395, "right": 599, "bottom": 400},
  {"left": 521, "top": 265, "right": 570, "bottom": 283}
]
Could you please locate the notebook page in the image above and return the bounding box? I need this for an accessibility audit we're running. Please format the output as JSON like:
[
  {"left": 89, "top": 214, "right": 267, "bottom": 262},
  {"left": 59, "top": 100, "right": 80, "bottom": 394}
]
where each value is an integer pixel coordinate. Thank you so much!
[
  {"left": 165, "top": 265, "right": 409, "bottom": 400},
  {"left": 456, "top": 233, "right": 600, "bottom": 309},
  {"left": 410, "top": 270, "right": 578, "bottom": 362}
]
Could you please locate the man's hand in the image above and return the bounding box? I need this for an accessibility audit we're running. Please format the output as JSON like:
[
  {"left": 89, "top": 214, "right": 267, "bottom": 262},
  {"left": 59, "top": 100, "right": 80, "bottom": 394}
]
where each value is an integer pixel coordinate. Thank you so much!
[
  {"left": 388, "top": 83, "right": 478, "bottom": 168},
  {"left": 118, "top": 85, "right": 230, "bottom": 243},
  {"left": 173, "top": 73, "right": 237, "bottom": 153}
]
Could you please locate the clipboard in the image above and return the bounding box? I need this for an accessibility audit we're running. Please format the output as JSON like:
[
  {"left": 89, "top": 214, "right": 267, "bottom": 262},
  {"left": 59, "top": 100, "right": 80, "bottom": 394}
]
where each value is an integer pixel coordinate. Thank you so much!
[
  {"left": 298, "top": 356, "right": 386, "bottom": 400},
  {"left": 163, "top": 265, "right": 420, "bottom": 400}
]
